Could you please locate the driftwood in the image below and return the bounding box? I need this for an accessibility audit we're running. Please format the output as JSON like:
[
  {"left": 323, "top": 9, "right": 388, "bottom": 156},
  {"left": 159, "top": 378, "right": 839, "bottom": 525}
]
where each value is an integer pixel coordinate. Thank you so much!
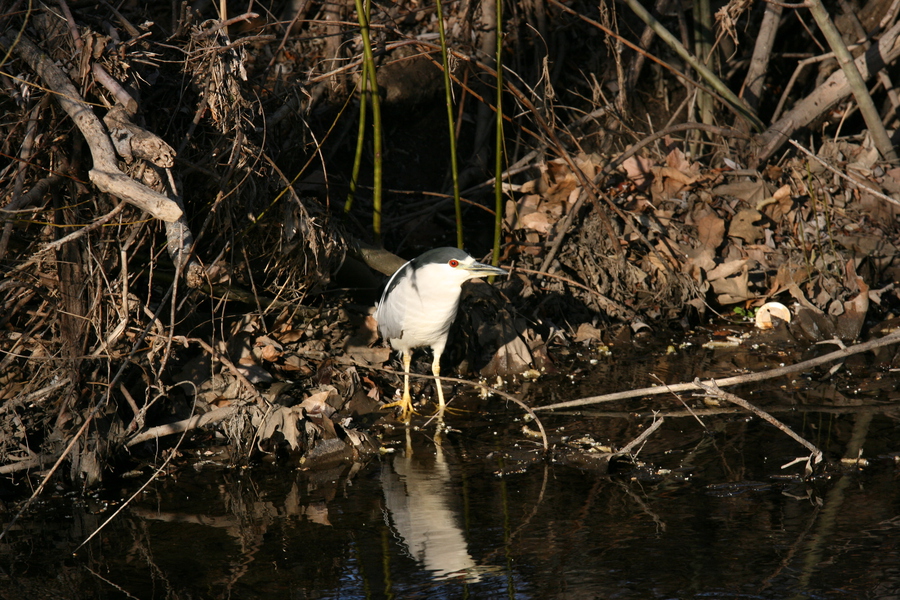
[
  {"left": 617, "top": 416, "right": 665, "bottom": 455},
  {"left": 741, "top": 2, "right": 782, "bottom": 112},
  {"left": 101, "top": 106, "right": 201, "bottom": 284},
  {"left": 126, "top": 406, "right": 238, "bottom": 447},
  {"left": 103, "top": 106, "right": 176, "bottom": 168},
  {"left": 0, "top": 451, "right": 61, "bottom": 475},
  {"left": 0, "top": 32, "right": 182, "bottom": 222},
  {"left": 754, "top": 20, "right": 900, "bottom": 163},
  {"left": 554, "top": 403, "right": 900, "bottom": 419},
  {"left": 92, "top": 63, "right": 139, "bottom": 114},
  {"left": 2, "top": 0, "right": 899, "bottom": 521}
]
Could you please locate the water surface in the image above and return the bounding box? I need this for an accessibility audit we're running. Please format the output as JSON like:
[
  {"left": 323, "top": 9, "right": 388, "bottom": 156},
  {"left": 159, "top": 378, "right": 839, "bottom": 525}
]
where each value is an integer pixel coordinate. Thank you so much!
[{"left": 3, "top": 338, "right": 899, "bottom": 599}]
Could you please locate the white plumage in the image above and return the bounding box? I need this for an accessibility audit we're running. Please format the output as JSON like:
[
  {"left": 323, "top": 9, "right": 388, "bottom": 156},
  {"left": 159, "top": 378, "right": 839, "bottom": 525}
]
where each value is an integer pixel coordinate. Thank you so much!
[{"left": 373, "top": 248, "right": 507, "bottom": 419}]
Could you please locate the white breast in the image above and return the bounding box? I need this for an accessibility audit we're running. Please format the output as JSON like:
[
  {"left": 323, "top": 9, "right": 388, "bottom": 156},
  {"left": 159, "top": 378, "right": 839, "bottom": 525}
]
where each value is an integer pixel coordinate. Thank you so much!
[{"left": 374, "top": 263, "right": 465, "bottom": 356}]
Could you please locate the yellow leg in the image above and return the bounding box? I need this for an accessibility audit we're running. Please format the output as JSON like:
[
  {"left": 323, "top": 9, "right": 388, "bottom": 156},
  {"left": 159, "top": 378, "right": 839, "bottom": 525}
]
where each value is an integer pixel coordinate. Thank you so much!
[
  {"left": 384, "top": 350, "right": 415, "bottom": 421},
  {"left": 432, "top": 353, "right": 445, "bottom": 414},
  {"left": 400, "top": 351, "right": 413, "bottom": 419}
]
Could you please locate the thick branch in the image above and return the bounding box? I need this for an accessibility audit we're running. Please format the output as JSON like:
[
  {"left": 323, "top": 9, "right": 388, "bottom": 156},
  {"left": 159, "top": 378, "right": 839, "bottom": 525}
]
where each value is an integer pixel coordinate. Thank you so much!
[
  {"left": 126, "top": 406, "right": 238, "bottom": 447},
  {"left": 755, "top": 20, "right": 900, "bottom": 163},
  {"left": 805, "top": 0, "right": 897, "bottom": 162},
  {"left": 0, "top": 32, "right": 182, "bottom": 222}
]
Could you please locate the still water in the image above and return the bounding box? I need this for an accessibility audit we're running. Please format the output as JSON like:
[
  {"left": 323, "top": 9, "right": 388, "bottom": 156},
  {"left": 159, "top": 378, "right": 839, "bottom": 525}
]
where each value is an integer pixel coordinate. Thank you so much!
[{"left": 2, "top": 338, "right": 900, "bottom": 599}]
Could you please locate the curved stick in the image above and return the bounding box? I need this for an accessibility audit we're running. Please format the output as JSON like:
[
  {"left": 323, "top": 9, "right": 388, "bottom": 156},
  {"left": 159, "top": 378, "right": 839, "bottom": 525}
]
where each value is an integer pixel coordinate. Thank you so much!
[{"left": 537, "top": 330, "right": 900, "bottom": 412}]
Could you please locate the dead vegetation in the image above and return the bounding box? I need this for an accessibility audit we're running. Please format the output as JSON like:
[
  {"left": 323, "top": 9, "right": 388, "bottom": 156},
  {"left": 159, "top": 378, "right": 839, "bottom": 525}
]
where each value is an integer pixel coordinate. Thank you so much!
[{"left": 1, "top": 0, "right": 900, "bottom": 495}]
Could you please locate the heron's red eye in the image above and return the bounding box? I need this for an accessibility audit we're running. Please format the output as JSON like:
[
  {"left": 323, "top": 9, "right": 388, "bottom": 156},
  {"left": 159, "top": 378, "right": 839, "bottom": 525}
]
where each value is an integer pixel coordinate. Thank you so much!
[{"left": 448, "top": 259, "right": 459, "bottom": 268}]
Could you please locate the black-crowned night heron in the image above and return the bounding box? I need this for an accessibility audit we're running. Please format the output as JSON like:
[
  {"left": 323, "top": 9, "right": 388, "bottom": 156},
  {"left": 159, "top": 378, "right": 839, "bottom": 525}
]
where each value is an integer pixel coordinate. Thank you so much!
[{"left": 374, "top": 247, "right": 508, "bottom": 419}]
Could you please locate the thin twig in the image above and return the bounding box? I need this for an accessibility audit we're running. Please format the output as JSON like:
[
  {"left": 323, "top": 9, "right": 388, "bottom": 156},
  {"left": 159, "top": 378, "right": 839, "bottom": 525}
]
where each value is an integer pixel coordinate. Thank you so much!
[
  {"left": 0, "top": 377, "right": 71, "bottom": 415},
  {"left": 547, "top": 402, "right": 900, "bottom": 419},
  {"left": 193, "top": 12, "right": 260, "bottom": 38},
  {"left": 510, "top": 265, "right": 635, "bottom": 318},
  {"left": 536, "top": 328, "right": 900, "bottom": 411},
  {"left": 538, "top": 122, "right": 748, "bottom": 283},
  {"left": 550, "top": 0, "right": 763, "bottom": 130},
  {"left": 0, "top": 33, "right": 182, "bottom": 221},
  {"left": 789, "top": 139, "right": 900, "bottom": 208},
  {"left": 601, "top": 122, "right": 750, "bottom": 180},
  {"left": 0, "top": 240, "right": 186, "bottom": 543},
  {"left": 618, "top": 414, "right": 665, "bottom": 455},
  {"left": 79, "top": 400, "right": 202, "bottom": 551},
  {"left": 804, "top": 0, "right": 898, "bottom": 161},
  {"left": 756, "top": 20, "right": 900, "bottom": 161},
  {"left": 362, "top": 362, "right": 549, "bottom": 451},
  {"left": 693, "top": 378, "right": 823, "bottom": 474},
  {"left": 8, "top": 201, "right": 127, "bottom": 274},
  {"left": 163, "top": 335, "right": 268, "bottom": 405}
]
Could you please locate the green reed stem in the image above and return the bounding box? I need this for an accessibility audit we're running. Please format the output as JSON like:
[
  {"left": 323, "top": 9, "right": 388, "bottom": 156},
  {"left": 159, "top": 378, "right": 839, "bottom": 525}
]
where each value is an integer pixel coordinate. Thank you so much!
[
  {"left": 354, "top": 0, "right": 383, "bottom": 241},
  {"left": 435, "top": 0, "right": 464, "bottom": 249},
  {"left": 344, "top": 67, "right": 368, "bottom": 213},
  {"left": 492, "top": 0, "right": 504, "bottom": 267}
]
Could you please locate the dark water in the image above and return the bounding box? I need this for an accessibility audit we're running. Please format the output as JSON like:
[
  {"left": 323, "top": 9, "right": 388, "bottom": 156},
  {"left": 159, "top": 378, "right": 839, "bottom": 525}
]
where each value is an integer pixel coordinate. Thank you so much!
[{"left": 3, "top": 338, "right": 900, "bottom": 599}]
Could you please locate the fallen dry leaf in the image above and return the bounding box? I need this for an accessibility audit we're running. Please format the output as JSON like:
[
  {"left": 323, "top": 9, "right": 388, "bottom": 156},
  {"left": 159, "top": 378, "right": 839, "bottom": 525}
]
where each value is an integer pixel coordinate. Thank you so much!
[
  {"left": 300, "top": 390, "right": 335, "bottom": 417},
  {"left": 343, "top": 345, "right": 392, "bottom": 365},
  {"left": 655, "top": 165, "right": 698, "bottom": 186},
  {"left": 665, "top": 145, "right": 695, "bottom": 172},
  {"left": 621, "top": 154, "right": 655, "bottom": 186},
  {"left": 521, "top": 211, "right": 553, "bottom": 234},
  {"left": 573, "top": 322, "right": 605, "bottom": 343},
  {"left": 709, "top": 262, "right": 753, "bottom": 304},
  {"left": 707, "top": 258, "right": 751, "bottom": 281},
  {"left": 276, "top": 329, "right": 305, "bottom": 344},
  {"left": 694, "top": 210, "right": 725, "bottom": 253},
  {"left": 258, "top": 339, "right": 283, "bottom": 362},
  {"left": 280, "top": 354, "right": 308, "bottom": 372},
  {"left": 728, "top": 209, "right": 765, "bottom": 243},
  {"left": 714, "top": 180, "right": 770, "bottom": 205},
  {"left": 256, "top": 405, "right": 305, "bottom": 451}
]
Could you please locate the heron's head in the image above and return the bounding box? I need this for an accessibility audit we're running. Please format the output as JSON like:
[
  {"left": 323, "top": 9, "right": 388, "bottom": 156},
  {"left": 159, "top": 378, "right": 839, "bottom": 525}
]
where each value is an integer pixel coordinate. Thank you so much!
[{"left": 409, "top": 247, "right": 507, "bottom": 286}]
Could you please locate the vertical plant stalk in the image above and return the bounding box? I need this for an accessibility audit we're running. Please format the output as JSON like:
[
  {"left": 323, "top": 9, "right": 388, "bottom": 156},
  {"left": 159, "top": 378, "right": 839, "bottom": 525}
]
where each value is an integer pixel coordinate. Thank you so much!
[
  {"left": 741, "top": 1, "right": 782, "bottom": 112},
  {"left": 492, "top": 0, "right": 504, "bottom": 268},
  {"left": 804, "top": 0, "right": 898, "bottom": 162},
  {"left": 344, "top": 66, "right": 368, "bottom": 212},
  {"left": 435, "top": 0, "right": 464, "bottom": 249},
  {"left": 354, "top": 0, "right": 384, "bottom": 240},
  {"left": 800, "top": 164, "right": 814, "bottom": 279},
  {"left": 218, "top": 0, "right": 229, "bottom": 35},
  {"left": 693, "top": 0, "right": 713, "bottom": 128},
  {"left": 622, "top": 0, "right": 764, "bottom": 132},
  {"left": 691, "top": 0, "right": 713, "bottom": 159}
]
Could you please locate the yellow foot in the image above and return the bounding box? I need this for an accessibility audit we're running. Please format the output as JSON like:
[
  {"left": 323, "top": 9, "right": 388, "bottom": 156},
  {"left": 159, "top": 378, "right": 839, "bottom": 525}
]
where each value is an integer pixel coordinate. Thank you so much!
[
  {"left": 382, "top": 394, "right": 417, "bottom": 421},
  {"left": 429, "top": 403, "right": 470, "bottom": 417}
]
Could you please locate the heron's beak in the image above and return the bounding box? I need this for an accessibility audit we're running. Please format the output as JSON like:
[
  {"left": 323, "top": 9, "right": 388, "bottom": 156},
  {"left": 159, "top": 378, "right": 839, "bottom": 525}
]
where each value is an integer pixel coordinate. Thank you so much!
[{"left": 462, "top": 261, "right": 508, "bottom": 277}]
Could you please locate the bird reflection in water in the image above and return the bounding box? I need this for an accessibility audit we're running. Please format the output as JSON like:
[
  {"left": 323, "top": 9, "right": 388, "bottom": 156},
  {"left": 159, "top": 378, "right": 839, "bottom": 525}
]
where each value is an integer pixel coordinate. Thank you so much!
[{"left": 381, "top": 430, "right": 483, "bottom": 582}]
